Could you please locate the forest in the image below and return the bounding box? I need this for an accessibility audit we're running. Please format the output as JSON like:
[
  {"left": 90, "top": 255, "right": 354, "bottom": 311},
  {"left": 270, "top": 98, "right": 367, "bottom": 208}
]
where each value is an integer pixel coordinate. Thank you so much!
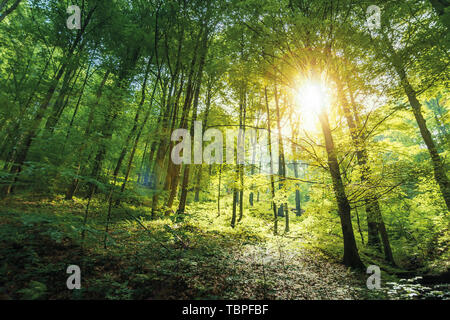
[{"left": 0, "top": 0, "right": 449, "bottom": 301}]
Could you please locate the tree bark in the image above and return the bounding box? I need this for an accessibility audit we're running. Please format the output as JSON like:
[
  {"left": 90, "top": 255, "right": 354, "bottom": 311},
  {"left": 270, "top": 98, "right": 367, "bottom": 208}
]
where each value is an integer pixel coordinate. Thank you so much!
[
  {"left": 274, "top": 85, "right": 289, "bottom": 232},
  {"left": 386, "top": 37, "right": 450, "bottom": 211},
  {"left": 177, "top": 24, "right": 209, "bottom": 215},
  {"left": 319, "top": 111, "right": 364, "bottom": 269},
  {"left": 293, "top": 160, "right": 302, "bottom": 216},
  {"left": 65, "top": 69, "right": 110, "bottom": 200},
  {"left": 265, "top": 87, "right": 278, "bottom": 236}
]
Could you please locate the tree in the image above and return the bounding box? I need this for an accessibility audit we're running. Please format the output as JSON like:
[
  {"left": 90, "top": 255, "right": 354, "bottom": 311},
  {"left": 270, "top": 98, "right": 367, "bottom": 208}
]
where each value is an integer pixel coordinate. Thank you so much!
[{"left": 0, "top": 0, "right": 22, "bottom": 23}]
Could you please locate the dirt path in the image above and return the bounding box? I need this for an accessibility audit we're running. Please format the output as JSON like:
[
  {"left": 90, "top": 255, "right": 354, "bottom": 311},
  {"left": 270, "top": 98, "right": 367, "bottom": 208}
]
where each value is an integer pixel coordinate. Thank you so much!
[{"left": 215, "top": 242, "right": 367, "bottom": 299}]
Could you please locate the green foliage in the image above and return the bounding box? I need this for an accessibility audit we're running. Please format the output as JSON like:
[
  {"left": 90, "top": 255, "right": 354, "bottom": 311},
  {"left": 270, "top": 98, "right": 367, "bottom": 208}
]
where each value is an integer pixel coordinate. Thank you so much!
[
  {"left": 0, "top": 0, "right": 448, "bottom": 300},
  {"left": 17, "top": 281, "right": 47, "bottom": 300}
]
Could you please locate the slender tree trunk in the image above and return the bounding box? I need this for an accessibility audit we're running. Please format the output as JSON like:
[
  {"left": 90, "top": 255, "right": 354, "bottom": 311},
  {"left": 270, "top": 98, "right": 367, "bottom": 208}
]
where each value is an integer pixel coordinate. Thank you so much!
[
  {"left": 165, "top": 73, "right": 194, "bottom": 210},
  {"left": 265, "top": 87, "right": 278, "bottom": 236},
  {"left": 137, "top": 137, "right": 149, "bottom": 184},
  {"left": 194, "top": 84, "right": 212, "bottom": 202},
  {"left": 355, "top": 207, "right": 365, "bottom": 245},
  {"left": 293, "top": 160, "right": 302, "bottom": 216},
  {"left": 386, "top": 35, "right": 450, "bottom": 212},
  {"left": 319, "top": 111, "right": 364, "bottom": 269},
  {"left": 336, "top": 80, "right": 383, "bottom": 250},
  {"left": 64, "top": 61, "right": 92, "bottom": 144},
  {"left": 65, "top": 69, "right": 110, "bottom": 200},
  {"left": 404, "top": 83, "right": 450, "bottom": 211},
  {"left": 237, "top": 85, "right": 246, "bottom": 222},
  {"left": 164, "top": 72, "right": 186, "bottom": 194},
  {"left": 151, "top": 21, "right": 185, "bottom": 218},
  {"left": 274, "top": 85, "right": 289, "bottom": 232},
  {"left": 177, "top": 25, "right": 209, "bottom": 215},
  {"left": 117, "top": 75, "right": 160, "bottom": 203},
  {"left": 249, "top": 112, "right": 261, "bottom": 207},
  {"left": 217, "top": 164, "right": 222, "bottom": 216},
  {"left": 231, "top": 189, "right": 238, "bottom": 228},
  {"left": 335, "top": 75, "right": 396, "bottom": 264},
  {"left": 44, "top": 56, "right": 83, "bottom": 133},
  {"left": 111, "top": 56, "right": 153, "bottom": 193},
  {"left": 86, "top": 43, "right": 141, "bottom": 197}
]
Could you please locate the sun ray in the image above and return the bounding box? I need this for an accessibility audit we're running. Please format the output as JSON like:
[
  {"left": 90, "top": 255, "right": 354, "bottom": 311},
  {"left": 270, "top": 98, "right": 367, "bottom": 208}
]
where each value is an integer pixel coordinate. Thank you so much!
[{"left": 294, "top": 80, "right": 331, "bottom": 133}]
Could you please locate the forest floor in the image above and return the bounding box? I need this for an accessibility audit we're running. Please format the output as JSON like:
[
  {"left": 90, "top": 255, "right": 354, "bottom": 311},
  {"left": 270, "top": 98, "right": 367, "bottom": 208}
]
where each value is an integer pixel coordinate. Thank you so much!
[{"left": 0, "top": 193, "right": 428, "bottom": 300}]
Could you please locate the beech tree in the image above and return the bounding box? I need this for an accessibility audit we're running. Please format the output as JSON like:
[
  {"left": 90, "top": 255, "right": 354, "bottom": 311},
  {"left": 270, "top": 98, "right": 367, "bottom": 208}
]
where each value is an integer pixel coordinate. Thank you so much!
[{"left": 0, "top": 0, "right": 448, "bottom": 287}]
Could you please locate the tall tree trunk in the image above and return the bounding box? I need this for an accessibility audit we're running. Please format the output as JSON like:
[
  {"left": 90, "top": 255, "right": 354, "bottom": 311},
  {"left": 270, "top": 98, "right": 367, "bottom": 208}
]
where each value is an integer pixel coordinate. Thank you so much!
[
  {"left": 237, "top": 84, "right": 246, "bottom": 222},
  {"left": 151, "top": 26, "right": 186, "bottom": 218},
  {"left": 111, "top": 56, "right": 153, "bottom": 192},
  {"left": 293, "top": 160, "right": 302, "bottom": 216},
  {"left": 335, "top": 73, "right": 396, "bottom": 264},
  {"left": 117, "top": 73, "right": 160, "bottom": 203},
  {"left": 65, "top": 69, "right": 110, "bottom": 200},
  {"left": 353, "top": 80, "right": 396, "bottom": 264},
  {"left": 319, "top": 110, "right": 364, "bottom": 269},
  {"left": 288, "top": 105, "right": 301, "bottom": 216},
  {"left": 249, "top": 111, "right": 261, "bottom": 207},
  {"left": 86, "top": 40, "right": 142, "bottom": 197},
  {"left": 44, "top": 50, "right": 85, "bottom": 133},
  {"left": 231, "top": 189, "right": 238, "bottom": 228},
  {"left": 217, "top": 164, "right": 222, "bottom": 216},
  {"left": 64, "top": 61, "right": 93, "bottom": 145},
  {"left": 165, "top": 71, "right": 194, "bottom": 210},
  {"left": 177, "top": 25, "right": 209, "bottom": 215},
  {"left": 386, "top": 37, "right": 450, "bottom": 211},
  {"left": 336, "top": 80, "right": 382, "bottom": 248},
  {"left": 164, "top": 71, "right": 186, "bottom": 193},
  {"left": 274, "top": 85, "right": 289, "bottom": 232},
  {"left": 194, "top": 84, "right": 212, "bottom": 202},
  {"left": 265, "top": 87, "right": 278, "bottom": 236}
]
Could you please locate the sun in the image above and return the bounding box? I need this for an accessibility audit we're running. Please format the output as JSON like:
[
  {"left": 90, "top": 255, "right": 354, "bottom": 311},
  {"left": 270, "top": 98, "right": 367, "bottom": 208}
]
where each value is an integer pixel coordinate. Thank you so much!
[
  {"left": 295, "top": 81, "right": 331, "bottom": 114},
  {"left": 293, "top": 80, "right": 332, "bottom": 133}
]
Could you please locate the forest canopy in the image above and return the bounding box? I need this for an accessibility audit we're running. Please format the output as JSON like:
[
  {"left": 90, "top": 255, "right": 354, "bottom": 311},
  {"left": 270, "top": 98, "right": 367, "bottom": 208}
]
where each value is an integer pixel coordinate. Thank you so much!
[{"left": 0, "top": 0, "right": 449, "bottom": 300}]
